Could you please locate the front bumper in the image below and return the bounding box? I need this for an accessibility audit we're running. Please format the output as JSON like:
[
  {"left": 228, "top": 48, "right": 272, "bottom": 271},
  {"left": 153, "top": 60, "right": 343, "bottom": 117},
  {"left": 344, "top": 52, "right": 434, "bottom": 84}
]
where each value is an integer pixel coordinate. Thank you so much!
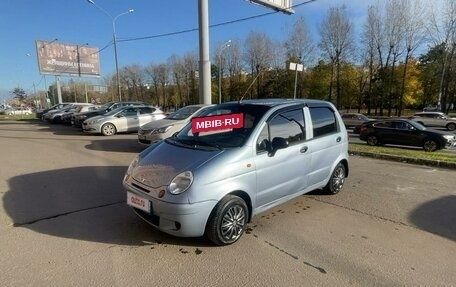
[
  {"left": 125, "top": 186, "right": 217, "bottom": 238},
  {"left": 138, "top": 130, "right": 166, "bottom": 145},
  {"left": 82, "top": 123, "right": 100, "bottom": 133}
]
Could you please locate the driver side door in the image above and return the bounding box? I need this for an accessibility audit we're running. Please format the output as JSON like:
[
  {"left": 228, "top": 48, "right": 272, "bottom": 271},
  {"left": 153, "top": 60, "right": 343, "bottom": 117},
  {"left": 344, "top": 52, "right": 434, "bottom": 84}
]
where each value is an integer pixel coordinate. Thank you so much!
[{"left": 254, "top": 108, "right": 311, "bottom": 211}]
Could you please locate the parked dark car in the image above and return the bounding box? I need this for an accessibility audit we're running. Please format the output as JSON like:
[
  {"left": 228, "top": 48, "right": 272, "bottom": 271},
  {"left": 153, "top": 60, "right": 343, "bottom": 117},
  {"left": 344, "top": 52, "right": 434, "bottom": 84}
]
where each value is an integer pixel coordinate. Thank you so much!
[
  {"left": 341, "top": 113, "right": 375, "bottom": 133},
  {"left": 72, "top": 101, "right": 147, "bottom": 128},
  {"left": 359, "top": 119, "right": 456, "bottom": 152},
  {"left": 36, "top": 103, "right": 74, "bottom": 119}
]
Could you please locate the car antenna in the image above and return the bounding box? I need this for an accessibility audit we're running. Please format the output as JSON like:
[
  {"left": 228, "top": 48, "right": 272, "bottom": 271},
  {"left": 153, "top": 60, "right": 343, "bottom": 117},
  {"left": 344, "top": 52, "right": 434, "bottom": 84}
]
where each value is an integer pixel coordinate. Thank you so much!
[{"left": 239, "top": 69, "right": 262, "bottom": 104}]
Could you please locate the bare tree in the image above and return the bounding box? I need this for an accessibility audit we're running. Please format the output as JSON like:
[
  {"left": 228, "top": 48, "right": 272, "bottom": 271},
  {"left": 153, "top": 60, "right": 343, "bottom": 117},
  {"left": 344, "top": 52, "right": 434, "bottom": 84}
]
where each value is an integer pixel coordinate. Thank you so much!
[
  {"left": 319, "top": 5, "right": 355, "bottom": 108},
  {"left": 384, "top": 0, "right": 406, "bottom": 116},
  {"left": 284, "top": 16, "right": 314, "bottom": 99},
  {"left": 145, "top": 63, "right": 161, "bottom": 106},
  {"left": 121, "top": 64, "right": 145, "bottom": 102},
  {"left": 427, "top": 0, "right": 456, "bottom": 112},
  {"left": 183, "top": 51, "right": 199, "bottom": 105},
  {"left": 284, "top": 16, "right": 314, "bottom": 64},
  {"left": 397, "top": 0, "right": 426, "bottom": 116},
  {"left": 169, "top": 54, "right": 186, "bottom": 106},
  {"left": 225, "top": 39, "right": 243, "bottom": 101},
  {"left": 361, "top": 5, "right": 380, "bottom": 114},
  {"left": 244, "top": 31, "right": 273, "bottom": 98}
]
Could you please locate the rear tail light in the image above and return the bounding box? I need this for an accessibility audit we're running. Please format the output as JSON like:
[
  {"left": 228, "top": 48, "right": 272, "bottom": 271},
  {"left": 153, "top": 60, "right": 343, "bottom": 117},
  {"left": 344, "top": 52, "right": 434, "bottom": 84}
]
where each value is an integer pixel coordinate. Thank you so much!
[{"left": 359, "top": 125, "right": 368, "bottom": 134}]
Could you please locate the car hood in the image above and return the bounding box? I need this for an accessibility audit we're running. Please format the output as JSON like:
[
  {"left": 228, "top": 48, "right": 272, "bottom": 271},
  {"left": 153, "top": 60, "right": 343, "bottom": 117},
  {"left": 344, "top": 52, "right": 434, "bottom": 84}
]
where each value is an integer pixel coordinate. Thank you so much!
[
  {"left": 76, "top": 109, "right": 106, "bottom": 117},
  {"left": 425, "top": 129, "right": 456, "bottom": 137},
  {"left": 141, "top": 118, "right": 184, "bottom": 130},
  {"left": 86, "top": 115, "right": 111, "bottom": 122},
  {"left": 131, "top": 141, "right": 223, "bottom": 188}
]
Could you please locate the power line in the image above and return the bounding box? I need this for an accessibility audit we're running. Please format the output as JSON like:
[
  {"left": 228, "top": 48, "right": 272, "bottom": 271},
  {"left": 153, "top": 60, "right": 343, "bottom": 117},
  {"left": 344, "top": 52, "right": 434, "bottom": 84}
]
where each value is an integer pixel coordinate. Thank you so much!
[{"left": 118, "top": 0, "right": 317, "bottom": 43}]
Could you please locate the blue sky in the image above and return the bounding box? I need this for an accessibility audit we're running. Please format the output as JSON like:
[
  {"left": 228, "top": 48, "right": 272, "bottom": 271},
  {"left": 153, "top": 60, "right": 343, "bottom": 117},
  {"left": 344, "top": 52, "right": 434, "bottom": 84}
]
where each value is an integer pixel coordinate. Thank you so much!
[{"left": 0, "top": 0, "right": 436, "bottom": 101}]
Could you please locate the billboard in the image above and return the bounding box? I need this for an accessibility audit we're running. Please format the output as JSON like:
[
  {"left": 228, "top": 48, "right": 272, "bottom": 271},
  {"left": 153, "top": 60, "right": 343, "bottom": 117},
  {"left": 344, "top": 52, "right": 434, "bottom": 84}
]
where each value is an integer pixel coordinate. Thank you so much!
[
  {"left": 35, "top": 40, "right": 100, "bottom": 77},
  {"left": 249, "top": 0, "right": 294, "bottom": 14}
]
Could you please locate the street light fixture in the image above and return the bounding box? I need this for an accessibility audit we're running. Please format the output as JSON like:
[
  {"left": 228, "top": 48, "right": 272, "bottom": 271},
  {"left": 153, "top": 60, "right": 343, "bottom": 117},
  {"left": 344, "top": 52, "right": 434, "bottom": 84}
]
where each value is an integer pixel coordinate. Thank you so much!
[
  {"left": 86, "top": 0, "right": 134, "bottom": 102},
  {"left": 218, "top": 40, "right": 231, "bottom": 104}
]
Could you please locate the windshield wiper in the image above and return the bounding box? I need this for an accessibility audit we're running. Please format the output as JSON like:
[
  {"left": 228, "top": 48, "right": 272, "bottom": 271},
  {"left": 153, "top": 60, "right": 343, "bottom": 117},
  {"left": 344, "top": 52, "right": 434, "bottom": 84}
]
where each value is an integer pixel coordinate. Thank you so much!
[{"left": 180, "top": 138, "right": 222, "bottom": 150}]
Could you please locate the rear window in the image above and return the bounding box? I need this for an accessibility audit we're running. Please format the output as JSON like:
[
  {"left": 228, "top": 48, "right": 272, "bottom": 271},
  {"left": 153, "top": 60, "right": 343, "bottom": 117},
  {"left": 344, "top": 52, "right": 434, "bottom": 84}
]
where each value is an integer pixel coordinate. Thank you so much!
[{"left": 309, "top": 107, "right": 337, "bottom": 137}]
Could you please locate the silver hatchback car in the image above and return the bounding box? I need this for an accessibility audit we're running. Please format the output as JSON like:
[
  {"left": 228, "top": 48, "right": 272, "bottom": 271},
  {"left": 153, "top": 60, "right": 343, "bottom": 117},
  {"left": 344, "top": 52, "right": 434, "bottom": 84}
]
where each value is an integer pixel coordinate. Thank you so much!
[{"left": 123, "top": 99, "right": 349, "bottom": 245}]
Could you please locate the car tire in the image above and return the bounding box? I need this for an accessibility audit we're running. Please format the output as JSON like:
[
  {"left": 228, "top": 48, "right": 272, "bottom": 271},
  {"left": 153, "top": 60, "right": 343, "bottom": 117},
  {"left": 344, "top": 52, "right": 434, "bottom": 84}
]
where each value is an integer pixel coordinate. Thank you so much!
[
  {"left": 367, "top": 135, "right": 380, "bottom": 146},
  {"left": 447, "top": 123, "right": 456, "bottom": 131},
  {"left": 323, "top": 162, "right": 346, "bottom": 195},
  {"left": 101, "top": 123, "right": 117, "bottom": 136},
  {"left": 423, "top": 139, "right": 438, "bottom": 152},
  {"left": 52, "top": 116, "right": 61, "bottom": 124},
  {"left": 206, "top": 195, "right": 248, "bottom": 246}
]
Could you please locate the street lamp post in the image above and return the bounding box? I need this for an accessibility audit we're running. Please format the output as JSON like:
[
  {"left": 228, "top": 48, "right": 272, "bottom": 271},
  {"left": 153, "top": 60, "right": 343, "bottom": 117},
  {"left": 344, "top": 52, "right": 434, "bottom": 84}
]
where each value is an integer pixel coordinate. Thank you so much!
[
  {"left": 86, "top": 0, "right": 133, "bottom": 102},
  {"left": 218, "top": 40, "right": 231, "bottom": 104}
]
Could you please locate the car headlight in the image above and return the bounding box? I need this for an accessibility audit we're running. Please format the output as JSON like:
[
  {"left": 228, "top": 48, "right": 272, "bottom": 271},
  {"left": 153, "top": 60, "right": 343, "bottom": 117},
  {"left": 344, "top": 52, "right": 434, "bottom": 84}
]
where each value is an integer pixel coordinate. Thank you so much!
[
  {"left": 124, "top": 155, "right": 139, "bottom": 182},
  {"left": 168, "top": 171, "right": 193, "bottom": 195},
  {"left": 87, "top": 118, "right": 103, "bottom": 125},
  {"left": 126, "top": 155, "right": 139, "bottom": 176},
  {"left": 443, "top": 135, "right": 455, "bottom": 141},
  {"left": 152, "top": 126, "right": 173, "bottom": 134}
]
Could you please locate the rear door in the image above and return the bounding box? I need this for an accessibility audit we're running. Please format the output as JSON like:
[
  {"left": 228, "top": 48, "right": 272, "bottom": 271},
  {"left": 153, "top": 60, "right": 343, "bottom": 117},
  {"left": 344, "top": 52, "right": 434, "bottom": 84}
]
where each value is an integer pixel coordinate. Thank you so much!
[
  {"left": 137, "top": 107, "right": 156, "bottom": 129},
  {"left": 306, "top": 106, "right": 346, "bottom": 187}
]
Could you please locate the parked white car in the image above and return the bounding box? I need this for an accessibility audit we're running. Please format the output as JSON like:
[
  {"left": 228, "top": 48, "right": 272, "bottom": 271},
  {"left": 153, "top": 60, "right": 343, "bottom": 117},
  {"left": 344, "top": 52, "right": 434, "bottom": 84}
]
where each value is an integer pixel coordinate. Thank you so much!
[
  {"left": 138, "top": 104, "right": 210, "bottom": 144},
  {"left": 83, "top": 105, "right": 166, "bottom": 136},
  {"left": 2, "top": 107, "right": 32, "bottom": 116}
]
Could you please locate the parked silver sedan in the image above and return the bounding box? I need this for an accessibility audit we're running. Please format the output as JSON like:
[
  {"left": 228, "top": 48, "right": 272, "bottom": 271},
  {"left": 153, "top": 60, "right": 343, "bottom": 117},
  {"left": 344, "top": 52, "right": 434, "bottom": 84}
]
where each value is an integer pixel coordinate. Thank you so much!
[
  {"left": 409, "top": 112, "right": 456, "bottom": 131},
  {"left": 138, "top": 104, "right": 210, "bottom": 144},
  {"left": 83, "top": 105, "right": 166, "bottom": 136}
]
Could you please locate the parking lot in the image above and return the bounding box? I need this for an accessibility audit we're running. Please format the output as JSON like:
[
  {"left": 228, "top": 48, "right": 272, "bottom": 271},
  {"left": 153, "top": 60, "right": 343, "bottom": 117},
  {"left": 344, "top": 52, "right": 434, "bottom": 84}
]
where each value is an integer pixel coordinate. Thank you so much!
[{"left": 1, "top": 120, "right": 455, "bottom": 286}]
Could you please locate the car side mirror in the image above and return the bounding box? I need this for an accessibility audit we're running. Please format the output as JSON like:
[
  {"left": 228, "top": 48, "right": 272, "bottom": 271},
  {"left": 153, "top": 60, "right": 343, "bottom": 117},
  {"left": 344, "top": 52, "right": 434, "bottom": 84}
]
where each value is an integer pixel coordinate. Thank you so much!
[{"left": 269, "top": 137, "right": 289, "bottom": 157}]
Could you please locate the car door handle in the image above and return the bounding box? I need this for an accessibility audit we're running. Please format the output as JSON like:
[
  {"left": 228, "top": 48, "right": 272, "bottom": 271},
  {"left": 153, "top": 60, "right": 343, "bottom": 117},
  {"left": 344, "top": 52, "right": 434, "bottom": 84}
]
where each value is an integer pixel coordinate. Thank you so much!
[
  {"left": 300, "top": 146, "right": 308, "bottom": 153},
  {"left": 336, "top": 136, "right": 341, "bottom": 142}
]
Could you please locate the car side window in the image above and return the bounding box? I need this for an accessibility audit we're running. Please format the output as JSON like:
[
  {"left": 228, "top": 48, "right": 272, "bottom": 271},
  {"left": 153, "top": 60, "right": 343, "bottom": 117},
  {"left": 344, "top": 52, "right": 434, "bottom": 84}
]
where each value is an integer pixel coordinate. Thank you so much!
[
  {"left": 139, "top": 107, "right": 153, "bottom": 114},
  {"left": 256, "top": 108, "right": 305, "bottom": 153},
  {"left": 393, "top": 121, "right": 407, "bottom": 130},
  {"left": 121, "top": 108, "right": 137, "bottom": 117},
  {"left": 309, "top": 107, "right": 337, "bottom": 137},
  {"left": 373, "top": 121, "right": 392, "bottom": 128}
]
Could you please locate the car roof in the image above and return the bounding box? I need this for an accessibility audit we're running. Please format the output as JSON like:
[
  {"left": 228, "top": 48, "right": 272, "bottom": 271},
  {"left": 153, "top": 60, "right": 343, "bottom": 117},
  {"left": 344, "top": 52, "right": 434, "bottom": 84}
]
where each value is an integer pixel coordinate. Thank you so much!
[
  {"left": 414, "top": 111, "right": 444, "bottom": 115},
  {"left": 224, "top": 98, "right": 333, "bottom": 108}
]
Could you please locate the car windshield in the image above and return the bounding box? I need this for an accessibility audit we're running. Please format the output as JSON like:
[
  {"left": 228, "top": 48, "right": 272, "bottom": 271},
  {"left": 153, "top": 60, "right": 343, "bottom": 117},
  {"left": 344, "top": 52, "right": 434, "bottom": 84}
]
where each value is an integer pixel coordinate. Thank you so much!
[
  {"left": 98, "top": 103, "right": 113, "bottom": 111},
  {"left": 168, "top": 103, "right": 270, "bottom": 149},
  {"left": 165, "top": 106, "right": 203, "bottom": 120},
  {"left": 409, "top": 120, "right": 426, "bottom": 130}
]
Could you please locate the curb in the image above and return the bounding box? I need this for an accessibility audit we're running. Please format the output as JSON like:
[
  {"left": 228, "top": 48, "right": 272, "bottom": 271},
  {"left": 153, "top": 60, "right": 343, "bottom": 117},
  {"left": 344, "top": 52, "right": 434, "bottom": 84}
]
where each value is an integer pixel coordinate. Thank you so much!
[{"left": 349, "top": 150, "right": 456, "bottom": 170}]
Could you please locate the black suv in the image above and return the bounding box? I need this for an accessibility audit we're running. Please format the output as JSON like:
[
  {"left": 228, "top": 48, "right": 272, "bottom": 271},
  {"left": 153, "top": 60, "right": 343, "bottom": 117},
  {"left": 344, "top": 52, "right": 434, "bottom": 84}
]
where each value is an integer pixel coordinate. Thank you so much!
[{"left": 72, "top": 101, "right": 147, "bottom": 128}]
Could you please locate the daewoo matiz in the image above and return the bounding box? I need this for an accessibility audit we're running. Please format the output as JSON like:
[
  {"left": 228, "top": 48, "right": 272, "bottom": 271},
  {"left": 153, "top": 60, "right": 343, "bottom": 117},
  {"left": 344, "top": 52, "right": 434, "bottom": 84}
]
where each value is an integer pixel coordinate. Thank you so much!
[{"left": 123, "top": 99, "right": 349, "bottom": 245}]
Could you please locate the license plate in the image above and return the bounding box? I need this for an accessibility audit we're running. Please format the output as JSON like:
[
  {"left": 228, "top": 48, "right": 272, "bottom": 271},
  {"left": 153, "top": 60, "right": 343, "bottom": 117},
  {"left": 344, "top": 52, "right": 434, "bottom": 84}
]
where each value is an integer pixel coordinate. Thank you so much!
[{"left": 127, "top": 192, "right": 151, "bottom": 213}]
